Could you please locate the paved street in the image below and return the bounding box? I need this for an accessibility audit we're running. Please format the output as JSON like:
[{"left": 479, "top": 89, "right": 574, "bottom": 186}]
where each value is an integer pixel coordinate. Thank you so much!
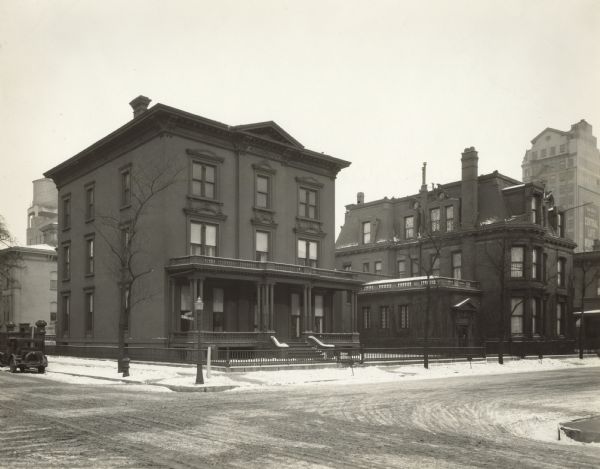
[{"left": 1, "top": 367, "right": 599, "bottom": 468}]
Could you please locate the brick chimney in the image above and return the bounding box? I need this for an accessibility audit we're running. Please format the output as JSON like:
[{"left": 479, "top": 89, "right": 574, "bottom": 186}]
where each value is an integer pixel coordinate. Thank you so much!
[
  {"left": 461, "top": 147, "right": 479, "bottom": 229},
  {"left": 129, "top": 95, "right": 151, "bottom": 118}
]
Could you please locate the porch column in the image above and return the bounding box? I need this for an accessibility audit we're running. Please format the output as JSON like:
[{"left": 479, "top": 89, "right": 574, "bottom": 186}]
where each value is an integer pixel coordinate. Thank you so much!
[
  {"left": 307, "top": 285, "right": 313, "bottom": 332},
  {"left": 268, "top": 283, "right": 275, "bottom": 331},
  {"left": 302, "top": 285, "right": 308, "bottom": 333},
  {"left": 195, "top": 278, "right": 204, "bottom": 331},
  {"left": 352, "top": 291, "right": 358, "bottom": 332},
  {"left": 256, "top": 282, "right": 262, "bottom": 331}
]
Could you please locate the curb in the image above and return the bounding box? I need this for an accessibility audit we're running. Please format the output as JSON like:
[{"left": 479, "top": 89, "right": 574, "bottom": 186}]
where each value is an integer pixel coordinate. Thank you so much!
[
  {"left": 559, "top": 416, "right": 600, "bottom": 443},
  {"left": 46, "top": 370, "right": 237, "bottom": 392}
]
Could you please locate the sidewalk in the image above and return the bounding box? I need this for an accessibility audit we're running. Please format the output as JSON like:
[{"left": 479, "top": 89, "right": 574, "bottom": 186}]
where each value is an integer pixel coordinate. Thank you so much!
[{"left": 21, "top": 353, "right": 600, "bottom": 393}]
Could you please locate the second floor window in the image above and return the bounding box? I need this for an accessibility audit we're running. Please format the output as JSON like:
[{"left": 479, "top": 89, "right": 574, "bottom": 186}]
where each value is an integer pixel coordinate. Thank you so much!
[
  {"left": 430, "top": 255, "right": 440, "bottom": 276},
  {"left": 297, "top": 239, "right": 318, "bottom": 267},
  {"left": 362, "top": 262, "right": 370, "bottom": 273},
  {"left": 362, "top": 221, "right": 371, "bottom": 244},
  {"left": 255, "top": 231, "right": 269, "bottom": 262},
  {"left": 63, "top": 245, "right": 70, "bottom": 279},
  {"left": 374, "top": 261, "right": 382, "bottom": 274},
  {"left": 446, "top": 206, "right": 454, "bottom": 231},
  {"left": 557, "top": 213, "right": 564, "bottom": 237},
  {"left": 256, "top": 175, "right": 270, "bottom": 208},
  {"left": 405, "top": 216, "right": 414, "bottom": 239},
  {"left": 121, "top": 169, "right": 131, "bottom": 206},
  {"left": 299, "top": 188, "right": 317, "bottom": 219},
  {"left": 452, "top": 252, "right": 462, "bottom": 279},
  {"left": 511, "top": 246, "right": 524, "bottom": 278},
  {"left": 190, "top": 222, "right": 217, "bottom": 256},
  {"left": 397, "top": 259, "right": 406, "bottom": 276},
  {"left": 85, "top": 186, "right": 95, "bottom": 220},
  {"left": 532, "top": 248, "right": 541, "bottom": 280},
  {"left": 557, "top": 258, "right": 566, "bottom": 287},
  {"left": 430, "top": 208, "right": 440, "bottom": 232},
  {"left": 192, "top": 162, "right": 215, "bottom": 199},
  {"left": 86, "top": 238, "right": 94, "bottom": 275},
  {"left": 50, "top": 271, "right": 57, "bottom": 290}
]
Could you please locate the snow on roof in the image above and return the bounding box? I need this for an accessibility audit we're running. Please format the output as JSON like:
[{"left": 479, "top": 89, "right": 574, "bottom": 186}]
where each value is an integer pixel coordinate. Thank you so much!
[
  {"left": 27, "top": 244, "right": 57, "bottom": 251},
  {"left": 453, "top": 298, "right": 471, "bottom": 308},
  {"left": 502, "top": 184, "right": 525, "bottom": 191},
  {"left": 573, "top": 309, "right": 600, "bottom": 315}
]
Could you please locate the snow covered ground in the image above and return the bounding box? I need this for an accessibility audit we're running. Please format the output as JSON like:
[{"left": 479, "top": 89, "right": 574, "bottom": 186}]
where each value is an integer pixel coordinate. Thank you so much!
[{"left": 27, "top": 354, "right": 600, "bottom": 391}]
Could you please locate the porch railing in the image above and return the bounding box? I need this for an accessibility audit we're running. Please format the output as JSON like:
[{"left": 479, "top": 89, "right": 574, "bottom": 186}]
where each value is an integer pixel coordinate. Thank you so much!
[
  {"left": 305, "top": 332, "right": 360, "bottom": 345},
  {"left": 361, "top": 277, "right": 480, "bottom": 293},
  {"left": 168, "top": 255, "right": 357, "bottom": 281}
]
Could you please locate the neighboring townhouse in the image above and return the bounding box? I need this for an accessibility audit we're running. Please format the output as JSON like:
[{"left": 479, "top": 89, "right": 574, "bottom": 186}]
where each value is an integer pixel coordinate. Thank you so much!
[
  {"left": 573, "top": 245, "right": 600, "bottom": 351},
  {"left": 0, "top": 245, "right": 58, "bottom": 335},
  {"left": 44, "top": 96, "right": 362, "bottom": 351},
  {"left": 336, "top": 147, "right": 576, "bottom": 353}
]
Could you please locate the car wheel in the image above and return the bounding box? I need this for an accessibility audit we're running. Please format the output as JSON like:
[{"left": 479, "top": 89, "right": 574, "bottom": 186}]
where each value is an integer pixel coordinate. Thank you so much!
[
  {"left": 9, "top": 358, "right": 17, "bottom": 373},
  {"left": 19, "top": 366, "right": 26, "bottom": 372},
  {"left": 38, "top": 366, "right": 46, "bottom": 374}
]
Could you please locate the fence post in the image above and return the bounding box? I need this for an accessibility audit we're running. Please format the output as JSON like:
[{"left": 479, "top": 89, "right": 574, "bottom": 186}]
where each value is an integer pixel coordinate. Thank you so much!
[
  {"left": 360, "top": 344, "right": 365, "bottom": 364},
  {"left": 207, "top": 346, "right": 212, "bottom": 378},
  {"left": 226, "top": 347, "right": 230, "bottom": 368}
]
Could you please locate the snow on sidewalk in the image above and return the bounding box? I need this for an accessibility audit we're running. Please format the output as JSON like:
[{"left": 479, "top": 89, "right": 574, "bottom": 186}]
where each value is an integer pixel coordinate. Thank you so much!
[{"left": 18, "top": 354, "right": 600, "bottom": 391}]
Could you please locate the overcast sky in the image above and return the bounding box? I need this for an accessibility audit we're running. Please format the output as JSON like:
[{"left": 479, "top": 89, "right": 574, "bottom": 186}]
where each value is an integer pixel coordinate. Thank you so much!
[{"left": 1, "top": 0, "right": 599, "bottom": 244}]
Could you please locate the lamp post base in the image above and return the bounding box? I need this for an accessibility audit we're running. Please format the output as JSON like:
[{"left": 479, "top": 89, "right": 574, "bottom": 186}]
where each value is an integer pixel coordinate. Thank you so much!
[{"left": 195, "top": 364, "right": 204, "bottom": 385}]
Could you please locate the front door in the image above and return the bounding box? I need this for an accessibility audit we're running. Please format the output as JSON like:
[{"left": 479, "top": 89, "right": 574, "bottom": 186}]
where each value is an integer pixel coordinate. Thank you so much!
[
  {"left": 457, "top": 325, "right": 468, "bottom": 347},
  {"left": 291, "top": 293, "right": 301, "bottom": 338}
]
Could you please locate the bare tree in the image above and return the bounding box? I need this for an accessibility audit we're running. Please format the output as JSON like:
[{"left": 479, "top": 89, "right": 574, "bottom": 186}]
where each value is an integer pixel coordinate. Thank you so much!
[
  {"left": 417, "top": 226, "right": 445, "bottom": 369},
  {"left": 0, "top": 216, "right": 22, "bottom": 294},
  {"left": 93, "top": 158, "right": 184, "bottom": 376}
]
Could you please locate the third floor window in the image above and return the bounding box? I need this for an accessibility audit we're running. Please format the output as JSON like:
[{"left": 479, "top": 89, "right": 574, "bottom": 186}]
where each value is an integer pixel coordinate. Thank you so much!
[
  {"left": 256, "top": 175, "right": 270, "bottom": 208},
  {"left": 362, "top": 221, "right": 371, "bottom": 244},
  {"left": 85, "top": 186, "right": 95, "bottom": 220},
  {"left": 299, "top": 188, "right": 317, "bottom": 219},
  {"left": 430, "top": 208, "right": 440, "bottom": 232},
  {"left": 446, "top": 206, "right": 454, "bottom": 231},
  {"left": 192, "top": 162, "right": 215, "bottom": 199},
  {"left": 405, "top": 216, "right": 414, "bottom": 239},
  {"left": 557, "top": 258, "right": 566, "bottom": 287},
  {"left": 62, "top": 197, "right": 71, "bottom": 229},
  {"left": 121, "top": 168, "right": 131, "bottom": 206}
]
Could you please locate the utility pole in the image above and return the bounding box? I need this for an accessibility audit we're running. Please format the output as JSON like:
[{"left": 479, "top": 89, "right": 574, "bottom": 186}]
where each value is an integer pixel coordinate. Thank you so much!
[{"left": 195, "top": 296, "right": 204, "bottom": 384}]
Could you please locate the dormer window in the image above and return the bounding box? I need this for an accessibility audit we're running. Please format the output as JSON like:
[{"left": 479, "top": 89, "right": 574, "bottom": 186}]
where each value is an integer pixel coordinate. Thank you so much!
[
  {"left": 531, "top": 196, "right": 540, "bottom": 224},
  {"left": 362, "top": 222, "right": 371, "bottom": 244}
]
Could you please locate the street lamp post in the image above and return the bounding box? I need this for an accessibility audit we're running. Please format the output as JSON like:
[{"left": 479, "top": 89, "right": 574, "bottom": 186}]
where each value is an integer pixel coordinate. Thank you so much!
[{"left": 194, "top": 297, "right": 204, "bottom": 384}]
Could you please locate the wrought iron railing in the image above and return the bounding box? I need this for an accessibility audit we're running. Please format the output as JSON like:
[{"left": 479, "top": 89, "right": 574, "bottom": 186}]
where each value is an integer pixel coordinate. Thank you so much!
[
  {"left": 170, "top": 331, "right": 273, "bottom": 345},
  {"left": 361, "top": 276, "right": 480, "bottom": 293},
  {"left": 169, "top": 255, "right": 357, "bottom": 281}
]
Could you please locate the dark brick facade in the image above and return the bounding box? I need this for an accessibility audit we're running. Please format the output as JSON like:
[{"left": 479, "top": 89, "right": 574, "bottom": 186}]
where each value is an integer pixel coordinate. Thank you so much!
[{"left": 336, "top": 148, "right": 577, "bottom": 350}]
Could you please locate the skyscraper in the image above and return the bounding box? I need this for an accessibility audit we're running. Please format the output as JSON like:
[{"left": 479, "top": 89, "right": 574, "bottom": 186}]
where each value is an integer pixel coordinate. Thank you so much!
[{"left": 522, "top": 120, "right": 600, "bottom": 252}]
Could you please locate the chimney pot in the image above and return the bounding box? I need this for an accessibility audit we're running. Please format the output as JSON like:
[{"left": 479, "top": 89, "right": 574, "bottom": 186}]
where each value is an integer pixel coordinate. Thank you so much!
[
  {"left": 129, "top": 95, "right": 151, "bottom": 118},
  {"left": 357, "top": 192, "right": 364, "bottom": 204}
]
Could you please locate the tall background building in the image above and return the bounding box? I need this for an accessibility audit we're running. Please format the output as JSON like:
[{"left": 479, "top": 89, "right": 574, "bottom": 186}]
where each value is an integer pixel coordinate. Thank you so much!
[
  {"left": 522, "top": 120, "right": 600, "bottom": 252},
  {"left": 26, "top": 178, "right": 58, "bottom": 247}
]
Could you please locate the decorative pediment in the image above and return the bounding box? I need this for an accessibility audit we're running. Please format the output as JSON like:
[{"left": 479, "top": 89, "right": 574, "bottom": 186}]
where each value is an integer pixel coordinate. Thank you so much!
[
  {"left": 252, "top": 160, "right": 276, "bottom": 175},
  {"left": 294, "top": 218, "right": 326, "bottom": 238},
  {"left": 233, "top": 121, "right": 304, "bottom": 149},
  {"left": 295, "top": 176, "right": 324, "bottom": 189},
  {"left": 251, "top": 208, "right": 277, "bottom": 228},
  {"left": 184, "top": 199, "right": 227, "bottom": 221},
  {"left": 186, "top": 148, "right": 225, "bottom": 164}
]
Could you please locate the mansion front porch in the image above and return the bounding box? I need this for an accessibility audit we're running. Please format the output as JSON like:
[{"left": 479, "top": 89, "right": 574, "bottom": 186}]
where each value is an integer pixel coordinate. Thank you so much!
[{"left": 166, "top": 255, "right": 363, "bottom": 349}]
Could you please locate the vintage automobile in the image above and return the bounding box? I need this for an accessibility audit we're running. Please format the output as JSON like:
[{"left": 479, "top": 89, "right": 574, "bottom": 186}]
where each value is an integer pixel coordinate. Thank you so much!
[{"left": 0, "top": 324, "right": 48, "bottom": 373}]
